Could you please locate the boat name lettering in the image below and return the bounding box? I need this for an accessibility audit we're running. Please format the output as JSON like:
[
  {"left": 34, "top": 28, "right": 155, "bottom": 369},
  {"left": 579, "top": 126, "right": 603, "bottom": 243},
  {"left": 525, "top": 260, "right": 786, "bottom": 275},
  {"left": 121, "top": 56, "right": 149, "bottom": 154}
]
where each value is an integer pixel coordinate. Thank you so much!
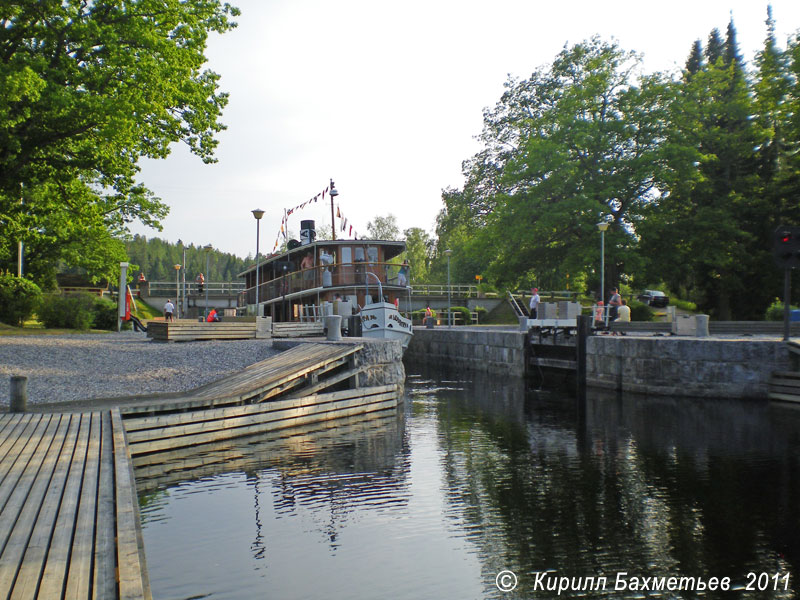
[{"left": 389, "top": 313, "right": 410, "bottom": 329}]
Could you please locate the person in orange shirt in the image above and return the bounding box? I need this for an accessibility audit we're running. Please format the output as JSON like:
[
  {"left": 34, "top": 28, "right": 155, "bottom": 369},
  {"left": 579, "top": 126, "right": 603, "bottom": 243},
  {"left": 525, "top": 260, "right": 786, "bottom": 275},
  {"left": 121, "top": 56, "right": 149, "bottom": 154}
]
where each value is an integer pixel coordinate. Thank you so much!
[{"left": 206, "top": 308, "right": 220, "bottom": 322}]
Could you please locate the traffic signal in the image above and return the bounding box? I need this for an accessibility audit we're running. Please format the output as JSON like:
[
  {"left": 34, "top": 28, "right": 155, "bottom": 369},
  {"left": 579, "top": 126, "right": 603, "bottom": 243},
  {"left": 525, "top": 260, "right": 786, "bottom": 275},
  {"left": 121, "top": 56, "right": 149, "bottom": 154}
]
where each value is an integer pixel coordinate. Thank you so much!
[{"left": 773, "top": 225, "right": 800, "bottom": 268}]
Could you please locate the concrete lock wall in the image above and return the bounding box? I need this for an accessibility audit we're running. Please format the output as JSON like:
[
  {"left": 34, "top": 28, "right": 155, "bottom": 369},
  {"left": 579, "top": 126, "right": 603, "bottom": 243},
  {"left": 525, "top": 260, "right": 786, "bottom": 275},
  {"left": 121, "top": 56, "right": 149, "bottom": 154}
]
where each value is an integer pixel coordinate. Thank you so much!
[
  {"left": 405, "top": 328, "right": 526, "bottom": 377},
  {"left": 587, "top": 337, "right": 792, "bottom": 399}
]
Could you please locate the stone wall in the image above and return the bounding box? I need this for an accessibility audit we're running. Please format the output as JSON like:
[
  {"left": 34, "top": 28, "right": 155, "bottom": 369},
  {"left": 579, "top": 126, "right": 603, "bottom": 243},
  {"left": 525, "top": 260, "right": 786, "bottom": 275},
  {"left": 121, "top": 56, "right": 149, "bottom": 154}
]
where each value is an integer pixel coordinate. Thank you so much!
[
  {"left": 274, "top": 338, "right": 405, "bottom": 390},
  {"left": 587, "top": 336, "right": 791, "bottom": 399},
  {"left": 405, "top": 328, "right": 526, "bottom": 377}
]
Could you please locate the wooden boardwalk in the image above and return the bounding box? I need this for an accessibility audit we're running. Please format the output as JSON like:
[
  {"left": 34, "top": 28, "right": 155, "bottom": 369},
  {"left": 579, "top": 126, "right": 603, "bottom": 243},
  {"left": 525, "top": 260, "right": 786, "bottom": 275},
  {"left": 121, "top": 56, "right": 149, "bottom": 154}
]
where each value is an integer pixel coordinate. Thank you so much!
[
  {"left": 120, "top": 343, "right": 366, "bottom": 415},
  {"left": 0, "top": 410, "right": 150, "bottom": 600},
  {"left": 0, "top": 340, "right": 401, "bottom": 599}
]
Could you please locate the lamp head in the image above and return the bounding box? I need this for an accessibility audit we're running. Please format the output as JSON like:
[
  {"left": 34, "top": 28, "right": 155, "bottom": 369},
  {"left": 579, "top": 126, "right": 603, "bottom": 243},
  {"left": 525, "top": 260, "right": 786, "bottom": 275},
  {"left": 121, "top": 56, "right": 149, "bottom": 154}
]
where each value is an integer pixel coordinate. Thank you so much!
[
  {"left": 252, "top": 208, "right": 265, "bottom": 220},
  {"left": 204, "top": 243, "right": 213, "bottom": 252},
  {"left": 597, "top": 222, "right": 609, "bottom": 232},
  {"left": 330, "top": 179, "right": 339, "bottom": 197}
]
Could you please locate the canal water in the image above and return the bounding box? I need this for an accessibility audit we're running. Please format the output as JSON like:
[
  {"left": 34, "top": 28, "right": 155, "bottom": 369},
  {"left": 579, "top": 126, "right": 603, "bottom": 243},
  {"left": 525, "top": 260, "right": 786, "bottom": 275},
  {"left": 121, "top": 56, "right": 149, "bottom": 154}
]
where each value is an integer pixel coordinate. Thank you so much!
[{"left": 138, "top": 367, "right": 800, "bottom": 599}]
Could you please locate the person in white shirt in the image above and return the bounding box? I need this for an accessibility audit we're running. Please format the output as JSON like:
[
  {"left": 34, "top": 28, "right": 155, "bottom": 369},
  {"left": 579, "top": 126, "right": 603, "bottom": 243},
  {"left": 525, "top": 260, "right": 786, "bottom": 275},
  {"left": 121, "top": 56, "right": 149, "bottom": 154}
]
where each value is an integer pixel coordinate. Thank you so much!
[
  {"left": 529, "top": 287, "right": 540, "bottom": 319},
  {"left": 616, "top": 299, "right": 631, "bottom": 322},
  {"left": 164, "top": 299, "right": 175, "bottom": 322}
]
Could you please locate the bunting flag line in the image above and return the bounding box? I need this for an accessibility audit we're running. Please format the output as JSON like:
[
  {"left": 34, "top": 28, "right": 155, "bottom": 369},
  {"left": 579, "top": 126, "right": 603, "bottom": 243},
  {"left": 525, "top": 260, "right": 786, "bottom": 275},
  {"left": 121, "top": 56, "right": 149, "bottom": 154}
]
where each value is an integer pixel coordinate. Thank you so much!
[{"left": 269, "top": 182, "right": 361, "bottom": 252}]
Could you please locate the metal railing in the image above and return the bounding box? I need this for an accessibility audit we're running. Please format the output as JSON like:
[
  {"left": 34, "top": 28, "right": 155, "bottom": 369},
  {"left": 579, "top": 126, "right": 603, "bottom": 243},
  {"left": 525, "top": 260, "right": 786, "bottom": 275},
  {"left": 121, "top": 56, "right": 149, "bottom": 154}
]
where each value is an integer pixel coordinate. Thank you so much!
[
  {"left": 145, "top": 281, "right": 245, "bottom": 296},
  {"left": 240, "top": 262, "right": 409, "bottom": 306}
]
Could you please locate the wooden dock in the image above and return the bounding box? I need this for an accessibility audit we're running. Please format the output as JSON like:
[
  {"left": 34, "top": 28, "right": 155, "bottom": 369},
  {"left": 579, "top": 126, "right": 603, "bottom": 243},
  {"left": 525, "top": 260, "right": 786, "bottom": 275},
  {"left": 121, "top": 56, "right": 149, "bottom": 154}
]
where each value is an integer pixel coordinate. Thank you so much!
[
  {"left": 0, "top": 410, "right": 150, "bottom": 600},
  {"left": 0, "top": 339, "right": 403, "bottom": 598}
]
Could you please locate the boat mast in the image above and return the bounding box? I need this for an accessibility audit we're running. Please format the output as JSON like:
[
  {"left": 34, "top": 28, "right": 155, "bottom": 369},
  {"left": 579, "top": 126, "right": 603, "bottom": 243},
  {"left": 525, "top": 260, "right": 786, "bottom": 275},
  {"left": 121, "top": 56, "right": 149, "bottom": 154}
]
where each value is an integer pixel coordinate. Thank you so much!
[{"left": 329, "top": 179, "right": 338, "bottom": 240}]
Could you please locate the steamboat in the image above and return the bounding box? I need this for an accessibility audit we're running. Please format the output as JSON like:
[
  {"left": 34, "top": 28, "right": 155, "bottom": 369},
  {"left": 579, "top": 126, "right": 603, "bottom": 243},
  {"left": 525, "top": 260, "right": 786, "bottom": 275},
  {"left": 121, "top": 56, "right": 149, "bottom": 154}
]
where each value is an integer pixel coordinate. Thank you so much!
[{"left": 239, "top": 220, "right": 413, "bottom": 347}]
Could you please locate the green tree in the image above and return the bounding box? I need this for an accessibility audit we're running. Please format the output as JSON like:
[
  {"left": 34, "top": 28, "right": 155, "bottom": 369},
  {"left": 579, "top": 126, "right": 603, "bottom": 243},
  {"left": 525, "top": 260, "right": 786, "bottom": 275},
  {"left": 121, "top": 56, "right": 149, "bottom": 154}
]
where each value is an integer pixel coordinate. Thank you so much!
[
  {"left": 0, "top": 1, "right": 239, "bottom": 285},
  {"left": 366, "top": 214, "right": 400, "bottom": 240},
  {"left": 402, "top": 227, "right": 434, "bottom": 284},
  {"left": 639, "top": 17, "right": 791, "bottom": 319},
  {"left": 440, "top": 38, "right": 673, "bottom": 295}
]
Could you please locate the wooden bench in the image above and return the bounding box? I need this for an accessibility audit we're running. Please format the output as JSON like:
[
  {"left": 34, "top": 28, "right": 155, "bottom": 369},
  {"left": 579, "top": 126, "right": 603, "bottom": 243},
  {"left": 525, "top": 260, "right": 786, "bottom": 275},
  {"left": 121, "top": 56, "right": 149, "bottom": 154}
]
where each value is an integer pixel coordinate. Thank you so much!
[
  {"left": 147, "top": 319, "right": 260, "bottom": 342},
  {"left": 0, "top": 410, "right": 150, "bottom": 599},
  {"left": 272, "top": 321, "right": 324, "bottom": 338}
]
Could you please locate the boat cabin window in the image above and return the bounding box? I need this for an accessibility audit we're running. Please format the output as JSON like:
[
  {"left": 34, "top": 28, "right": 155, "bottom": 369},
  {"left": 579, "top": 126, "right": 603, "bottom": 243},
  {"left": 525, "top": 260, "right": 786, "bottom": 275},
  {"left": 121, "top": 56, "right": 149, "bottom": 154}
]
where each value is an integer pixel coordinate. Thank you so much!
[
  {"left": 367, "top": 247, "right": 378, "bottom": 263},
  {"left": 341, "top": 247, "right": 352, "bottom": 264},
  {"left": 354, "top": 247, "right": 365, "bottom": 262}
]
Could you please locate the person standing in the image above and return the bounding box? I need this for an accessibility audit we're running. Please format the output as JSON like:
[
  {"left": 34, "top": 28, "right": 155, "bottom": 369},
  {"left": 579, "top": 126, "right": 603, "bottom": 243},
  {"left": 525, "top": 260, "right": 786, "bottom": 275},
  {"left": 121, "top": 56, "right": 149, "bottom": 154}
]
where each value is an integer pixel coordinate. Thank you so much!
[
  {"left": 398, "top": 260, "right": 409, "bottom": 286},
  {"left": 529, "top": 287, "right": 540, "bottom": 319},
  {"left": 164, "top": 299, "right": 175, "bottom": 322},
  {"left": 195, "top": 272, "right": 205, "bottom": 294},
  {"left": 608, "top": 287, "right": 622, "bottom": 321}
]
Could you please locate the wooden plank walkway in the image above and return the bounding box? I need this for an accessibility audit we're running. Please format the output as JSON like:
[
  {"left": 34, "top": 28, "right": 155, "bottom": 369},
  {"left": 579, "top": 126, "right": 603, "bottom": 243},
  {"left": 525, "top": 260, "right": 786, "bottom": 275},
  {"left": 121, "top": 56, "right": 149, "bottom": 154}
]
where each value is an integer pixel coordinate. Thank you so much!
[
  {"left": 120, "top": 343, "right": 365, "bottom": 415},
  {"left": 0, "top": 410, "right": 150, "bottom": 600},
  {"left": 0, "top": 340, "right": 400, "bottom": 598}
]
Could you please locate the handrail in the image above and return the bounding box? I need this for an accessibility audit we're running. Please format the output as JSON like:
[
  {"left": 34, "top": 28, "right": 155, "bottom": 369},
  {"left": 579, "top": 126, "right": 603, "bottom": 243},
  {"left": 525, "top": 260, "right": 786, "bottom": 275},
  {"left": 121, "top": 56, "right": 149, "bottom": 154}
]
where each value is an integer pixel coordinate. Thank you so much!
[
  {"left": 364, "top": 271, "right": 383, "bottom": 303},
  {"left": 146, "top": 281, "right": 245, "bottom": 294}
]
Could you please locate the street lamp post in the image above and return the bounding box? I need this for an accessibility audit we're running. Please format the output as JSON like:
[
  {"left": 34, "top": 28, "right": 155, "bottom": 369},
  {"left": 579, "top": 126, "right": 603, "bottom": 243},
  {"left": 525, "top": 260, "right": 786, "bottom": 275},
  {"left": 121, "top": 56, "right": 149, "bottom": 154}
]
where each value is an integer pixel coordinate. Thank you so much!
[
  {"left": 252, "top": 209, "right": 265, "bottom": 316},
  {"left": 174, "top": 264, "right": 181, "bottom": 318},
  {"left": 445, "top": 249, "right": 452, "bottom": 327},
  {"left": 597, "top": 222, "right": 609, "bottom": 322},
  {"left": 203, "top": 244, "right": 213, "bottom": 319}
]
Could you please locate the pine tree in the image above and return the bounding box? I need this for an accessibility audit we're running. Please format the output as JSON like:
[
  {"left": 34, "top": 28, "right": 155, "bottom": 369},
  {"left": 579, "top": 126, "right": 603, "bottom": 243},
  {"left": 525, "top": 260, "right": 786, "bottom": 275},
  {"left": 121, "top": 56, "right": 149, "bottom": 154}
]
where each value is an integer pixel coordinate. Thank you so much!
[
  {"left": 685, "top": 40, "right": 704, "bottom": 78},
  {"left": 705, "top": 28, "right": 725, "bottom": 65}
]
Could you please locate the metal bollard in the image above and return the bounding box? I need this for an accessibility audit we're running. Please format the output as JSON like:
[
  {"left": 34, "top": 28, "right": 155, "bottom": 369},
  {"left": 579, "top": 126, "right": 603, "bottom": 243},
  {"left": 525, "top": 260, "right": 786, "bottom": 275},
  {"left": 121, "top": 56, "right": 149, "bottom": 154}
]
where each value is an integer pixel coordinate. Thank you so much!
[{"left": 10, "top": 376, "right": 27, "bottom": 413}]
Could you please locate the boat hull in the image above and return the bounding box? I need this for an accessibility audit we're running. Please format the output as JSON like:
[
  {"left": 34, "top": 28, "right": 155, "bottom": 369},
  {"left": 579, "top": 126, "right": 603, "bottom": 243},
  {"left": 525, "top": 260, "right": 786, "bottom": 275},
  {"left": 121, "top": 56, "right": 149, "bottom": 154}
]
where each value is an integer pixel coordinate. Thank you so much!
[{"left": 360, "top": 303, "right": 413, "bottom": 349}]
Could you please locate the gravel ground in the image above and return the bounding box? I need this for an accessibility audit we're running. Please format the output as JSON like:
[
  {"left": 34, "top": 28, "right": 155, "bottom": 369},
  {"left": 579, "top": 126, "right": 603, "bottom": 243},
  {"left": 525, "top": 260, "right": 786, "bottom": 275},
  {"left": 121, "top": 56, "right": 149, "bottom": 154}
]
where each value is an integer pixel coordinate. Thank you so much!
[{"left": 0, "top": 332, "right": 280, "bottom": 407}]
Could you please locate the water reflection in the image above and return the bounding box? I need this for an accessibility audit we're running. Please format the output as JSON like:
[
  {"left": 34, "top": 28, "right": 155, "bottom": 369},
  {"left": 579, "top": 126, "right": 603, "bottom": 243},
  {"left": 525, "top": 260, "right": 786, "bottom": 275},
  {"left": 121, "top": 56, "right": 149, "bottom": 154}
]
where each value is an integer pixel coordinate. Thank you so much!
[{"left": 139, "top": 367, "right": 800, "bottom": 599}]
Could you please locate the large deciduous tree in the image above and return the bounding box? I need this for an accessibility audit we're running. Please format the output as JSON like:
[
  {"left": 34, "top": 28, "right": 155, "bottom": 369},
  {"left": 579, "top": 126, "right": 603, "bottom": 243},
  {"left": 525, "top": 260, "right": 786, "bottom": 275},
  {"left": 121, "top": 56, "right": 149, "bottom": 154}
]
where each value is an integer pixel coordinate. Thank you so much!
[
  {"left": 438, "top": 38, "right": 673, "bottom": 295},
  {"left": 0, "top": 0, "right": 239, "bottom": 285}
]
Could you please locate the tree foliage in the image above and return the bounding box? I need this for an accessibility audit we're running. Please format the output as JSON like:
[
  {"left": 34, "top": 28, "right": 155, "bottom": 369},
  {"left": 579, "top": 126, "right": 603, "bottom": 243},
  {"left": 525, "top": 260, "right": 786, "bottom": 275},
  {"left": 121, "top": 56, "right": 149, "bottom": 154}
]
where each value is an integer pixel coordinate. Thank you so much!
[
  {"left": 366, "top": 214, "right": 400, "bottom": 240},
  {"left": 0, "top": 0, "right": 239, "bottom": 285},
  {"left": 125, "top": 235, "right": 249, "bottom": 282},
  {"left": 438, "top": 16, "right": 800, "bottom": 318},
  {"left": 438, "top": 38, "right": 673, "bottom": 294}
]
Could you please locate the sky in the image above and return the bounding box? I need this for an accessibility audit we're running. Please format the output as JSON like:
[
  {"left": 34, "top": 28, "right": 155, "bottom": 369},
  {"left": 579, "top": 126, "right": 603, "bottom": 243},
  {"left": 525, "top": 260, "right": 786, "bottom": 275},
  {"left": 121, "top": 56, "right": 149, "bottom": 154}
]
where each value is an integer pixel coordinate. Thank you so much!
[{"left": 131, "top": 0, "right": 800, "bottom": 259}]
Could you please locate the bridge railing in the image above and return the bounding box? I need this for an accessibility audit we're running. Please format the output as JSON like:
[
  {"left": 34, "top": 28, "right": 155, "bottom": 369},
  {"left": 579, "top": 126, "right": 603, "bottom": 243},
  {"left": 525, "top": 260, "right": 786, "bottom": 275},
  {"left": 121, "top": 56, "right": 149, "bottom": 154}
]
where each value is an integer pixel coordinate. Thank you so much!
[{"left": 145, "top": 281, "right": 245, "bottom": 296}]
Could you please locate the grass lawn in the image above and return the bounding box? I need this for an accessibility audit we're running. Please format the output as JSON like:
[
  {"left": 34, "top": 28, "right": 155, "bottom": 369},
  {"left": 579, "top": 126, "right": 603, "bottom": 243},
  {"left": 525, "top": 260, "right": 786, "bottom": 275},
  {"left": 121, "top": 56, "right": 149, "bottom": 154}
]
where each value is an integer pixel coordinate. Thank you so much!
[{"left": 0, "top": 297, "right": 163, "bottom": 336}]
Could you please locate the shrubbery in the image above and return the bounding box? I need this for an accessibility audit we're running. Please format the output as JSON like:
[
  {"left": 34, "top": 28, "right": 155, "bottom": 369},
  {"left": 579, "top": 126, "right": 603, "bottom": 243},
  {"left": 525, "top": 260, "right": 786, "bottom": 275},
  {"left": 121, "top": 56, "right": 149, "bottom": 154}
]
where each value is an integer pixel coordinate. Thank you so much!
[
  {"left": 0, "top": 272, "right": 42, "bottom": 326},
  {"left": 442, "top": 305, "right": 472, "bottom": 325},
  {"left": 38, "top": 293, "right": 97, "bottom": 330},
  {"left": 765, "top": 298, "right": 799, "bottom": 321},
  {"left": 628, "top": 300, "right": 653, "bottom": 322},
  {"left": 92, "top": 297, "right": 119, "bottom": 330}
]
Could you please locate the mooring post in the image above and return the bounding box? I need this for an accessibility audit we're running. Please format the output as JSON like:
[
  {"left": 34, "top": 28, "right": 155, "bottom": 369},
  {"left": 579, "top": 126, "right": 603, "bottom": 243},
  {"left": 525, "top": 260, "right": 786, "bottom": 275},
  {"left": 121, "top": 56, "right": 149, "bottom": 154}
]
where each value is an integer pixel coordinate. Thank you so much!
[
  {"left": 575, "top": 315, "right": 590, "bottom": 398},
  {"left": 10, "top": 375, "right": 28, "bottom": 413}
]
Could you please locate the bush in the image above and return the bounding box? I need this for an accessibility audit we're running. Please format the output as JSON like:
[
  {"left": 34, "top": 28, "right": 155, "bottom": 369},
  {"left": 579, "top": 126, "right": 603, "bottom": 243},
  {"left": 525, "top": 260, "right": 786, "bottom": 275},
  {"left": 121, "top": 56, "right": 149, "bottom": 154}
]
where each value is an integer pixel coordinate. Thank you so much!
[
  {"left": 92, "top": 297, "right": 119, "bottom": 330},
  {"left": 765, "top": 298, "right": 798, "bottom": 321},
  {"left": 443, "top": 305, "right": 471, "bottom": 325},
  {"left": 475, "top": 305, "right": 488, "bottom": 324},
  {"left": 38, "top": 293, "right": 96, "bottom": 330},
  {"left": 628, "top": 300, "right": 653, "bottom": 322},
  {"left": 0, "top": 272, "right": 42, "bottom": 326}
]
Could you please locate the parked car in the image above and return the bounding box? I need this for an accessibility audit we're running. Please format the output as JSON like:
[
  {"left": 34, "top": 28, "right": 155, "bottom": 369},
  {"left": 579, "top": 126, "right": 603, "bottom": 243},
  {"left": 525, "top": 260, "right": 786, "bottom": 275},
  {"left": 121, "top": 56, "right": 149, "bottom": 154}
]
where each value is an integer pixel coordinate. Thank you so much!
[{"left": 637, "top": 289, "right": 669, "bottom": 307}]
